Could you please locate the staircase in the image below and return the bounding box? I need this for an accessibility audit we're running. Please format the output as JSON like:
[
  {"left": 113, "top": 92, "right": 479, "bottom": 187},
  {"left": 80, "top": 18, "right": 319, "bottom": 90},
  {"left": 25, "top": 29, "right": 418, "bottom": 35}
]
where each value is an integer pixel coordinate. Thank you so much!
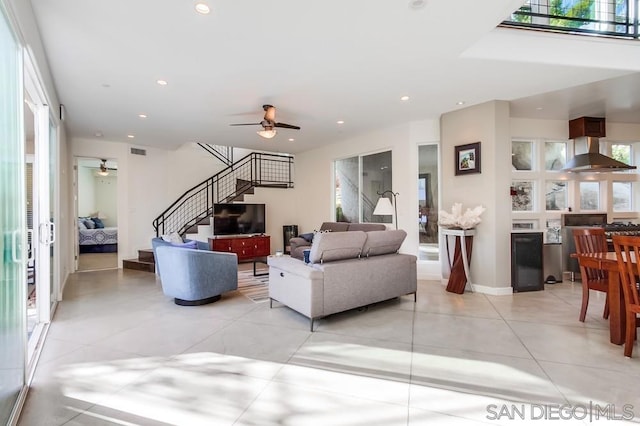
[
  {"left": 122, "top": 151, "right": 294, "bottom": 272},
  {"left": 122, "top": 249, "right": 155, "bottom": 273},
  {"left": 152, "top": 152, "right": 294, "bottom": 237}
]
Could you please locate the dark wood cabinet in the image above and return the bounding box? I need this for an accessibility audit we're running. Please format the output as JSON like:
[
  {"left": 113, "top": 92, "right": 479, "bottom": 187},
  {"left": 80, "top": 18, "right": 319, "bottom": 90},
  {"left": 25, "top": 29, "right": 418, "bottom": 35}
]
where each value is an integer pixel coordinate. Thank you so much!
[
  {"left": 209, "top": 235, "right": 270, "bottom": 261},
  {"left": 569, "top": 116, "right": 606, "bottom": 139}
]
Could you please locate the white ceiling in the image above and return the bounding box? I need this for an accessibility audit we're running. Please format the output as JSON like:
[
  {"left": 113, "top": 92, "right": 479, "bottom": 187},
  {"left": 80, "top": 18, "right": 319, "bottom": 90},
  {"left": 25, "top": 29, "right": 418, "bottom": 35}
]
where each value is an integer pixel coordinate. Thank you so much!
[{"left": 29, "top": 0, "right": 640, "bottom": 153}]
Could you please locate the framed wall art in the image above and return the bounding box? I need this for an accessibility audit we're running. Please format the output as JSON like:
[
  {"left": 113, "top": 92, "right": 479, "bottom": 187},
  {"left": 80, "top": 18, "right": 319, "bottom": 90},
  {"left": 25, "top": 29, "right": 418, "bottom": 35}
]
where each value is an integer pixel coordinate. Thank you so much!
[{"left": 455, "top": 142, "right": 481, "bottom": 176}]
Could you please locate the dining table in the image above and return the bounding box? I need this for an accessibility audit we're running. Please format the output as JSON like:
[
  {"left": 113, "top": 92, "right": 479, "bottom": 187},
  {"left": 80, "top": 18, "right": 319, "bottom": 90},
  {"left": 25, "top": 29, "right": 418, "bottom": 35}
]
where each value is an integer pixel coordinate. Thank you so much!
[{"left": 572, "top": 251, "right": 628, "bottom": 345}]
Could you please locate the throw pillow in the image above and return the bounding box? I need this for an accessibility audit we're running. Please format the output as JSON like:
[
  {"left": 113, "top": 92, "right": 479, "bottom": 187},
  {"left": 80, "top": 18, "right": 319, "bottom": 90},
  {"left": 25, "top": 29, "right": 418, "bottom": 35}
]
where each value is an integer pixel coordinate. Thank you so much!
[
  {"left": 299, "top": 232, "right": 314, "bottom": 243},
  {"left": 170, "top": 240, "right": 197, "bottom": 249},
  {"left": 84, "top": 218, "right": 96, "bottom": 229},
  {"left": 167, "top": 231, "right": 183, "bottom": 244},
  {"left": 91, "top": 217, "right": 105, "bottom": 229},
  {"left": 78, "top": 218, "right": 87, "bottom": 230}
]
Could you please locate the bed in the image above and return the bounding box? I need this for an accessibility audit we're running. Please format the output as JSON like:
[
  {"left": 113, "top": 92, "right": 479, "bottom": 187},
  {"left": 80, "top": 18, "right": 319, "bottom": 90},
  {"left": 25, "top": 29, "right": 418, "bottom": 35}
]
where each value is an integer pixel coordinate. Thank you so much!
[{"left": 78, "top": 217, "right": 118, "bottom": 253}]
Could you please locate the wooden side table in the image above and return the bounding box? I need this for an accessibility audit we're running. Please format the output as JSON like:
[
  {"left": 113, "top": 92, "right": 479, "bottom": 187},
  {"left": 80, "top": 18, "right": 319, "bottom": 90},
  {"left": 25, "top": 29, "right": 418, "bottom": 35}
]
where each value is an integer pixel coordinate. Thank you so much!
[{"left": 441, "top": 228, "right": 475, "bottom": 294}]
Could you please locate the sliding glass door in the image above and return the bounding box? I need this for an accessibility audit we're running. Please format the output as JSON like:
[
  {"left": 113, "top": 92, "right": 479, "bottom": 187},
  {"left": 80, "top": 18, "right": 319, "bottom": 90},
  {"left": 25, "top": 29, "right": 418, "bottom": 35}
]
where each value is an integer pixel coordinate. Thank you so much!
[{"left": 0, "top": 3, "right": 27, "bottom": 423}]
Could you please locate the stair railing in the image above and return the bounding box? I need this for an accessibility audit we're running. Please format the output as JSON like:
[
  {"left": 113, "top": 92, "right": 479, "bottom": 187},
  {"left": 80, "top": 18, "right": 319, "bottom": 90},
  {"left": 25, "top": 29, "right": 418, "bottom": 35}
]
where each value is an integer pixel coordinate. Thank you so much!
[
  {"left": 153, "top": 152, "right": 293, "bottom": 237},
  {"left": 197, "top": 143, "right": 234, "bottom": 166}
]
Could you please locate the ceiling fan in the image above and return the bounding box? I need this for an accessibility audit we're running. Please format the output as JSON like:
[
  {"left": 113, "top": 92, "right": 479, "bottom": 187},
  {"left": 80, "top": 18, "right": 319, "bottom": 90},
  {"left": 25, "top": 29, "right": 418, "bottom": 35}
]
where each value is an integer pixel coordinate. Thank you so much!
[
  {"left": 96, "top": 159, "right": 116, "bottom": 176},
  {"left": 230, "top": 104, "right": 300, "bottom": 139}
]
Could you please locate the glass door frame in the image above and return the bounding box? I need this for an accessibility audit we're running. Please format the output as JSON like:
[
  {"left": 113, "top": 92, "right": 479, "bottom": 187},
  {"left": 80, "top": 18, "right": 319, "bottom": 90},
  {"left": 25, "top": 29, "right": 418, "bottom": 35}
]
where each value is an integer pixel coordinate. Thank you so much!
[{"left": 23, "top": 48, "right": 53, "bottom": 361}]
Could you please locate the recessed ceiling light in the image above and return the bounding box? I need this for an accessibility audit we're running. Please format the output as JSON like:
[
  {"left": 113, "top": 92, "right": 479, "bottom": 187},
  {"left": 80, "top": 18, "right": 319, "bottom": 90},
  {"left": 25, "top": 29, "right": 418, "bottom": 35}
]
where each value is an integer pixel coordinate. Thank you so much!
[
  {"left": 156, "top": 80, "right": 168, "bottom": 86},
  {"left": 138, "top": 114, "right": 148, "bottom": 118},
  {"left": 127, "top": 134, "right": 135, "bottom": 139},
  {"left": 536, "top": 107, "right": 544, "bottom": 111},
  {"left": 337, "top": 120, "right": 345, "bottom": 124},
  {"left": 456, "top": 101, "right": 465, "bottom": 105},
  {"left": 400, "top": 96, "right": 410, "bottom": 101},
  {"left": 288, "top": 138, "right": 295, "bottom": 142},
  {"left": 195, "top": 2, "right": 210, "bottom": 14},
  {"left": 94, "top": 132, "right": 103, "bottom": 137}
]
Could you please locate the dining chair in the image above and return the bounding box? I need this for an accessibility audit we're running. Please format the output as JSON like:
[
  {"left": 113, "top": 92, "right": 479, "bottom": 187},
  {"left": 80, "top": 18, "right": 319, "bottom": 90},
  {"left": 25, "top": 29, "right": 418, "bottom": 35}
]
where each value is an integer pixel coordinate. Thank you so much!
[
  {"left": 611, "top": 235, "right": 640, "bottom": 358},
  {"left": 572, "top": 228, "right": 610, "bottom": 322}
]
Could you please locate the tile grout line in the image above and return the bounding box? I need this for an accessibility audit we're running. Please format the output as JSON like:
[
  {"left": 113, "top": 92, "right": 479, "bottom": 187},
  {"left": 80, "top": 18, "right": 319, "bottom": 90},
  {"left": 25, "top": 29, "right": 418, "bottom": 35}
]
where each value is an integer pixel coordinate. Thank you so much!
[{"left": 484, "top": 292, "right": 574, "bottom": 407}]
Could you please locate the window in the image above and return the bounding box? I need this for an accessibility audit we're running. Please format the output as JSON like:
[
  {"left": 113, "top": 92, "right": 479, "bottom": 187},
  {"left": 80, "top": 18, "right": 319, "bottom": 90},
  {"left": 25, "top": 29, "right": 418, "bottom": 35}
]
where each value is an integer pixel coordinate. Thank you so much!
[
  {"left": 545, "top": 142, "right": 566, "bottom": 170},
  {"left": 612, "top": 143, "right": 632, "bottom": 166},
  {"left": 512, "top": 181, "right": 534, "bottom": 211},
  {"left": 512, "top": 141, "right": 533, "bottom": 170},
  {"left": 545, "top": 180, "right": 567, "bottom": 210},
  {"left": 580, "top": 181, "right": 600, "bottom": 210},
  {"left": 334, "top": 150, "right": 392, "bottom": 223},
  {"left": 613, "top": 181, "right": 632, "bottom": 211}
]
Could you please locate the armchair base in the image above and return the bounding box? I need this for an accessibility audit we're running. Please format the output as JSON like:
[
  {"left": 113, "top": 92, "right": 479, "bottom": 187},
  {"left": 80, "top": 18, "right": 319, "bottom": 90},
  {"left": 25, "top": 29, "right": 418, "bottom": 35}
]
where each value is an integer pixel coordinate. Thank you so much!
[{"left": 174, "top": 294, "right": 221, "bottom": 306}]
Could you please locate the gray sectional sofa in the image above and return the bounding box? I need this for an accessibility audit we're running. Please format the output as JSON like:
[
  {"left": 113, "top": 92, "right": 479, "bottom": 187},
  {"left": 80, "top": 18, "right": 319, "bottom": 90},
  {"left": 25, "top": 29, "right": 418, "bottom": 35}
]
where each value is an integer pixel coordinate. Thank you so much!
[
  {"left": 289, "top": 221, "right": 387, "bottom": 260},
  {"left": 268, "top": 229, "right": 417, "bottom": 331}
]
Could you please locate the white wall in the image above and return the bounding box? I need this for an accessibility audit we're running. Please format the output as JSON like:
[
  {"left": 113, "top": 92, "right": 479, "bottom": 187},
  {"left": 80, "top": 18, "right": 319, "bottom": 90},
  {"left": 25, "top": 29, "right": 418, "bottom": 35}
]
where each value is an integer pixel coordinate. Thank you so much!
[
  {"left": 441, "top": 101, "right": 513, "bottom": 293},
  {"left": 70, "top": 140, "right": 230, "bottom": 265},
  {"left": 94, "top": 176, "right": 118, "bottom": 226},
  {"left": 77, "top": 165, "right": 95, "bottom": 217},
  {"left": 293, "top": 120, "right": 442, "bottom": 279}
]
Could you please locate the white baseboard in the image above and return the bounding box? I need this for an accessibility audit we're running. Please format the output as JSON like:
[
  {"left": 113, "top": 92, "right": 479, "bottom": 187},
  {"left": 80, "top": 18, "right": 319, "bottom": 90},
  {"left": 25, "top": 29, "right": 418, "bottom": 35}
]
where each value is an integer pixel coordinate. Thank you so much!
[
  {"left": 470, "top": 284, "right": 513, "bottom": 295},
  {"left": 436, "top": 278, "right": 513, "bottom": 295}
]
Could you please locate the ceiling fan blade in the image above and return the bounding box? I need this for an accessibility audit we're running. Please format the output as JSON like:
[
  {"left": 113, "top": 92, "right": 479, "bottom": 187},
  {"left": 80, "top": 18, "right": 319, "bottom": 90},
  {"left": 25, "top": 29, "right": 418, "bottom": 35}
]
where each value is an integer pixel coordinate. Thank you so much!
[
  {"left": 274, "top": 122, "right": 301, "bottom": 130},
  {"left": 263, "top": 105, "right": 276, "bottom": 122},
  {"left": 229, "top": 123, "right": 261, "bottom": 126}
]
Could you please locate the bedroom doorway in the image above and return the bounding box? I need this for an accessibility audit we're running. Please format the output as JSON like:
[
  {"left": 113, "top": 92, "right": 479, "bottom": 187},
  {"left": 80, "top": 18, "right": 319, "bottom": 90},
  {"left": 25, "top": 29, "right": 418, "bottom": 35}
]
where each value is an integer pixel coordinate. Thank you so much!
[{"left": 75, "top": 157, "right": 118, "bottom": 271}]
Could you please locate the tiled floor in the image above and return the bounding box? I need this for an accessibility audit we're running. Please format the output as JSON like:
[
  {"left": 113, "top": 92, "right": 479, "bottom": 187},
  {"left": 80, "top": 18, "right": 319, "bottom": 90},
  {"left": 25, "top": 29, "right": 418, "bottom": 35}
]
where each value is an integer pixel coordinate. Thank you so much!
[{"left": 18, "top": 269, "right": 640, "bottom": 425}]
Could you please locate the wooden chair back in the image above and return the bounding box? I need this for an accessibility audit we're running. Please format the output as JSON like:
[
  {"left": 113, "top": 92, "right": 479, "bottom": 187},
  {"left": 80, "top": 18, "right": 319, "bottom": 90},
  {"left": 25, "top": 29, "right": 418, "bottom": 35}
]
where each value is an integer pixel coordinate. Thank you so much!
[
  {"left": 612, "top": 235, "right": 640, "bottom": 309},
  {"left": 573, "top": 227, "right": 609, "bottom": 281},
  {"left": 611, "top": 235, "right": 640, "bottom": 357}
]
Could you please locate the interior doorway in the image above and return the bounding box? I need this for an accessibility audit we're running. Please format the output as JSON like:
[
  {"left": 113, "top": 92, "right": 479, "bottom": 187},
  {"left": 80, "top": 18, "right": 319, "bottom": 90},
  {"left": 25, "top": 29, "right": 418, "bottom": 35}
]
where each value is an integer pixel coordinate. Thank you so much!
[
  {"left": 75, "top": 157, "right": 119, "bottom": 271},
  {"left": 418, "top": 144, "right": 440, "bottom": 261}
]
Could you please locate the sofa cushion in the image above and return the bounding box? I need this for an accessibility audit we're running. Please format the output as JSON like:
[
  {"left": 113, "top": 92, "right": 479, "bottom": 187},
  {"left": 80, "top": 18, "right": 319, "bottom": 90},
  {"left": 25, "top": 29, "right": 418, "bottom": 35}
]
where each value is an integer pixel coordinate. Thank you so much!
[
  {"left": 346, "top": 223, "right": 387, "bottom": 232},
  {"left": 309, "top": 231, "right": 367, "bottom": 264},
  {"left": 319, "top": 222, "right": 349, "bottom": 232},
  {"left": 362, "top": 229, "right": 407, "bottom": 257}
]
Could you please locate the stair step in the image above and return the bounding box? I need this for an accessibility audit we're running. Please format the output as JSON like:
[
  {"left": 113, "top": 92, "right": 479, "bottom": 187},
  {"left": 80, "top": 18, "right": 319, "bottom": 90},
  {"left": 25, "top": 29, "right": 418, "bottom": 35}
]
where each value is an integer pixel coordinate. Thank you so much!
[
  {"left": 123, "top": 259, "right": 155, "bottom": 273},
  {"left": 138, "top": 249, "right": 155, "bottom": 262}
]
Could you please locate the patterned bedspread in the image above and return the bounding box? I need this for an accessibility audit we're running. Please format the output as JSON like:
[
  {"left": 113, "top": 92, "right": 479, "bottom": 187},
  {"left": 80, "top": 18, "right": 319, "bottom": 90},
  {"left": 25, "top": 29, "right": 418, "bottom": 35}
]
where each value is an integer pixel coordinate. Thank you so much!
[{"left": 79, "top": 227, "right": 118, "bottom": 245}]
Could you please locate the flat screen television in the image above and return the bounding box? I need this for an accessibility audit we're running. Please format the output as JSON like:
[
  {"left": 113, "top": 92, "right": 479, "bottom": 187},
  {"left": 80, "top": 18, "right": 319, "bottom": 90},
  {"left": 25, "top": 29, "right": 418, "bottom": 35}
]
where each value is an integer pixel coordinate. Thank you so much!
[{"left": 213, "top": 203, "right": 266, "bottom": 236}]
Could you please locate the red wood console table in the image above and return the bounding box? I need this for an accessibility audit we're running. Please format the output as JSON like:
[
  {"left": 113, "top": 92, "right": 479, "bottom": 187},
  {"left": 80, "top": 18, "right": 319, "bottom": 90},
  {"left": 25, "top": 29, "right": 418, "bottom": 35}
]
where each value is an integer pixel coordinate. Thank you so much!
[{"left": 209, "top": 235, "right": 270, "bottom": 276}]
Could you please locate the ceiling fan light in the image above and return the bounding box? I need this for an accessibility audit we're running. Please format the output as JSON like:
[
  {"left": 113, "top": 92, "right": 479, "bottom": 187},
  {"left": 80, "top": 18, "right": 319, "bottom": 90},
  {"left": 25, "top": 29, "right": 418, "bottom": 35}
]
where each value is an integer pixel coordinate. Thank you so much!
[
  {"left": 257, "top": 129, "right": 277, "bottom": 139},
  {"left": 97, "top": 170, "right": 109, "bottom": 177}
]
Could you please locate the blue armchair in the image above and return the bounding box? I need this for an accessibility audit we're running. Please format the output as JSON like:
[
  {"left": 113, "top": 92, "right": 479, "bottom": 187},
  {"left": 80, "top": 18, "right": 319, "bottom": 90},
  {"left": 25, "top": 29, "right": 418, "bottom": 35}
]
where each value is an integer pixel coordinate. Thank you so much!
[
  {"left": 152, "top": 237, "right": 209, "bottom": 277},
  {"left": 154, "top": 243, "right": 238, "bottom": 306}
]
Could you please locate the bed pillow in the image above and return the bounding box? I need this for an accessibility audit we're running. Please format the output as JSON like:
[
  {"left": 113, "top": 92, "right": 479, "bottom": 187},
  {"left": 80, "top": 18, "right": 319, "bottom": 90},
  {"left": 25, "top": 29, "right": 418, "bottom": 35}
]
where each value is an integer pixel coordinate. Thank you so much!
[
  {"left": 91, "top": 217, "right": 105, "bottom": 229},
  {"left": 83, "top": 218, "right": 96, "bottom": 229},
  {"left": 78, "top": 218, "right": 88, "bottom": 230}
]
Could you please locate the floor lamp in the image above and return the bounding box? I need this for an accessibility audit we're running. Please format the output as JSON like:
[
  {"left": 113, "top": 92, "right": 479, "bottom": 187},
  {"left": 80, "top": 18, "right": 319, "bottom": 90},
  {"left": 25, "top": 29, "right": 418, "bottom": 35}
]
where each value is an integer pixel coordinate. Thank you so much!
[{"left": 373, "top": 190, "right": 399, "bottom": 229}]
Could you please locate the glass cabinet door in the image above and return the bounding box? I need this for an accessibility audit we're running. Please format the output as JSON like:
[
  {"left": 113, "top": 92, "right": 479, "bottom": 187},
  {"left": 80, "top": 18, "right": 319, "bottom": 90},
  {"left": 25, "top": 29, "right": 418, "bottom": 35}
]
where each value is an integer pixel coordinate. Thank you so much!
[{"left": 0, "top": 5, "right": 27, "bottom": 424}]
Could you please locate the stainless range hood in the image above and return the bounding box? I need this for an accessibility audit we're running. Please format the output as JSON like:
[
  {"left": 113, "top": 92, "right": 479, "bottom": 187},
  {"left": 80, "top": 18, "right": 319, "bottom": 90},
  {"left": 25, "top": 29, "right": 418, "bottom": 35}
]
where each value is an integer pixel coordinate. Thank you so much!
[{"left": 562, "top": 117, "right": 636, "bottom": 173}]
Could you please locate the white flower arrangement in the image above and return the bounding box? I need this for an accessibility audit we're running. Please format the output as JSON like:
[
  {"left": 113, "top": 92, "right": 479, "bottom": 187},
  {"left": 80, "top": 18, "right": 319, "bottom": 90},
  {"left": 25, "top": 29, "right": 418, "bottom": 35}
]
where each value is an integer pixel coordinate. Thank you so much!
[{"left": 439, "top": 203, "right": 486, "bottom": 230}]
